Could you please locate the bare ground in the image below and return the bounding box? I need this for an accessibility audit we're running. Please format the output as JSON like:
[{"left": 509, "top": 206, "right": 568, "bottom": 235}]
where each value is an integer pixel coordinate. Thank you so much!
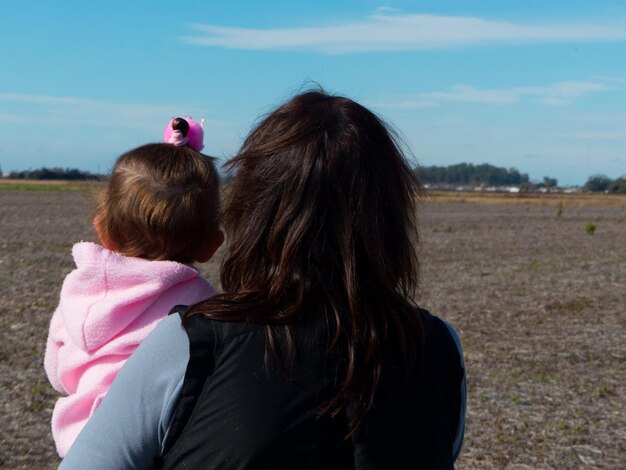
[{"left": 0, "top": 190, "right": 624, "bottom": 469}]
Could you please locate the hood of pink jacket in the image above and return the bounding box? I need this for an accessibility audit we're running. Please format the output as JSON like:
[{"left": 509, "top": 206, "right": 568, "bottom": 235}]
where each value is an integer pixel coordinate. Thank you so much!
[{"left": 59, "top": 242, "right": 208, "bottom": 352}]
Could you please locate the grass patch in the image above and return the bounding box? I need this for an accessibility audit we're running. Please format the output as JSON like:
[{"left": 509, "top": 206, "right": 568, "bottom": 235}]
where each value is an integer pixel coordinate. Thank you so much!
[
  {"left": 425, "top": 190, "right": 626, "bottom": 207},
  {"left": 534, "top": 373, "right": 560, "bottom": 384},
  {"left": 525, "top": 259, "right": 542, "bottom": 273},
  {"left": 0, "top": 179, "right": 95, "bottom": 191},
  {"left": 556, "top": 201, "right": 564, "bottom": 218},
  {"left": 556, "top": 419, "right": 583, "bottom": 436},
  {"left": 595, "top": 386, "right": 612, "bottom": 398},
  {"left": 546, "top": 297, "right": 593, "bottom": 314}
]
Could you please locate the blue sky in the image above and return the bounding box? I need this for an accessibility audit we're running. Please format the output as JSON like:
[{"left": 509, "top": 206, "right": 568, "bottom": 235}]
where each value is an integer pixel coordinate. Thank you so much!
[{"left": 1, "top": 1, "right": 625, "bottom": 185}]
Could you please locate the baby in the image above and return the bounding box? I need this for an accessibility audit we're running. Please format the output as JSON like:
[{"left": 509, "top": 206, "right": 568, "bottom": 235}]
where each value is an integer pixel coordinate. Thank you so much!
[{"left": 44, "top": 117, "right": 223, "bottom": 457}]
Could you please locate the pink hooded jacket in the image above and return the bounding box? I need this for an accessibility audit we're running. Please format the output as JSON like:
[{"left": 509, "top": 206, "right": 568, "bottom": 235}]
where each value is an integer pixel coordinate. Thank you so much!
[{"left": 44, "top": 242, "right": 217, "bottom": 457}]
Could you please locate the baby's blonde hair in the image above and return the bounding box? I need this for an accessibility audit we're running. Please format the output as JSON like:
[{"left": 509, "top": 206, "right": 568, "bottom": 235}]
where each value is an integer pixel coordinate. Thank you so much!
[{"left": 96, "top": 143, "right": 220, "bottom": 263}]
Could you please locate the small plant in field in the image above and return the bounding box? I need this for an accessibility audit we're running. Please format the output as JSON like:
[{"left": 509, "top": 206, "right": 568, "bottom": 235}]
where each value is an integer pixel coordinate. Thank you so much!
[
  {"left": 526, "top": 259, "right": 541, "bottom": 272},
  {"left": 556, "top": 201, "right": 564, "bottom": 219},
  {"left": 585, "top": 222, "right": 596, "bottom": 235},
  {"left": 596, "top": 386, "right": 610, "bottom": 398},
  {"left": 507, "top": 393, "right": 519, "bottom": 403},
  {"left": 27, "top": 382, "right": 46, "bottom": 412},
  {"left": 534, "top": 373, "right": 560, "bottom": 383},
  {"left": 546, "top": 296, "right": 592, "bottom": 315}
]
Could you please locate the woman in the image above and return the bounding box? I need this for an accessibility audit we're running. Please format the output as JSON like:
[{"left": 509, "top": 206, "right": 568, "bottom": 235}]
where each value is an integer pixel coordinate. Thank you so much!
[{"left": 60, "top": 90, "right": 466, "bottom": 469}]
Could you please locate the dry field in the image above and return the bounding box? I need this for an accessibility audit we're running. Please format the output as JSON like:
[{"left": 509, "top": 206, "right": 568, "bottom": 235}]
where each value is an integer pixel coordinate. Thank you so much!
[{"left": 0, "top": 187, "right": 624, "bottom": 469}]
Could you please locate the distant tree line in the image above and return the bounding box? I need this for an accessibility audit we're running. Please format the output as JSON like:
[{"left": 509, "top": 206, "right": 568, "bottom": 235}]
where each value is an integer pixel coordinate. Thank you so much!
[
  {"left": 584, "top": 175, "right": 626, "bottom": 194},
  {"left": 6, "top": 167, "right": 101, "bottom": 181},
  {"left": 415, "top": 163, "right": 530, "bottom": 186},
  {"left": 4, "top": 164, "right": 624, "bottom": 193}
]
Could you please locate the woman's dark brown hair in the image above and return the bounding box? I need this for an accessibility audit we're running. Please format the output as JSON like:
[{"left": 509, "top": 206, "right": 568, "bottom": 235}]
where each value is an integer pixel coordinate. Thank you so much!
[
  {"left": 96, "top": 143, "right": 220, "bottom": 263},
  {"left": 189, "top": 90, "right": 423, "bottom": 433}
]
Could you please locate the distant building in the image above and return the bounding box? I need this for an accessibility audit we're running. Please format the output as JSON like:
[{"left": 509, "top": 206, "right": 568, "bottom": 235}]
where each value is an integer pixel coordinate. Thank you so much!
[{"left": 563, "top": 187, "right": 582, "bottom": 194}]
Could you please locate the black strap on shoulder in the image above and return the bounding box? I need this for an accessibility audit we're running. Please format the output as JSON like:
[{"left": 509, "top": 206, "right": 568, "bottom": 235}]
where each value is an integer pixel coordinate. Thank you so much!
[
  {"left": 156, "top": 313, "right": 218, "bottom": 468},
  {"left": 168, "top": 304, "right": 189, "bottom": 316}
]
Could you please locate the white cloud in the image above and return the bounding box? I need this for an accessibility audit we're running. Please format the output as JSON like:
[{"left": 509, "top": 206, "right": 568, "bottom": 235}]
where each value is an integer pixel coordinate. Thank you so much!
[
  {"left": 0, "top": 93, "right": 99, "bottom": 107},
  {"left": 527, "top": 81, "right": 611, "bottom": 105},
  {"left": 375, "top": 6, "right": 400, "bottom": 14},
  {"left": 182, "top": 13, "right": 626, "bottom": 53},
  {"left": 372, "top": 80, "right": 615, "bottom": 108},
  {"left": 422, "top": 85, "right": 520, "bottom": 105},
  {"left": 562, "top": 130, "right": 626, "bottom": 140},
  {"left": 0, "top": 113, "right": 30, "bottom": 124},
  {"left": 0, "top": 93, "right": 222, "bottom": 130},
  {"left": 591, "top": 75, "right": 626, "bottom": 85}
]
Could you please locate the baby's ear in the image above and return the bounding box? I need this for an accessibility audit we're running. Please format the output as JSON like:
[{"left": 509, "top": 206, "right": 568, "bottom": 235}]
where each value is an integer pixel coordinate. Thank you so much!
[
  {"left": 93, "top": 215, "right": 117, "bottom": 252},
  {"left": 197, "top": 229, "right": 224, "bottom": 263}
]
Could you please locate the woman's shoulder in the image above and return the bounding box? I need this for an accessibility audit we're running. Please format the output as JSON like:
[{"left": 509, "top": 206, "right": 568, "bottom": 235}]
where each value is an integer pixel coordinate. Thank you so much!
[
  {"left": 415, "top": 307, "right": 465, "bottom": 388},
  {"left": 415, "top": 307, "right": 466, "bottom": 460},
  {"left": 417, "top": 308, "right": 461, "bottom": 352}
]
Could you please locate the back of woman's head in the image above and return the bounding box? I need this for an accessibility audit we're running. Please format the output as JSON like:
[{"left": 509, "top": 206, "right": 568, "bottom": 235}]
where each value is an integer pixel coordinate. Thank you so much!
[
  {"left": 223, "top": 90, "right": 420, "bottom": 299},
  {"left": 192, "top": 90, "right": 423, "bottom": 432},
  {"left": 96, "top": 143, "right": 220, "bottom": 263}
]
